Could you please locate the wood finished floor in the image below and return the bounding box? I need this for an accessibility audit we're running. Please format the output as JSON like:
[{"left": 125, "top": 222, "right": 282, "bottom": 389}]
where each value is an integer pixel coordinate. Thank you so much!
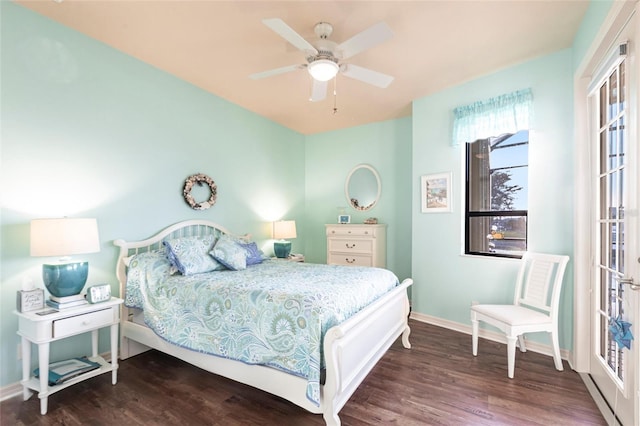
[{"left": 2, "top": 320, "right": 605, "bottom": 425}]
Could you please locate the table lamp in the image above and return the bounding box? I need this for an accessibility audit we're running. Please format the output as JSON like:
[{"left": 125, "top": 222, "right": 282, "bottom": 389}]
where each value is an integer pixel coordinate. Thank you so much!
[
  {"left": 30, "top": 218, "right": 100, "bottom": 298},
  {"left": 273, "top": 220, "right": 296, "bottom": 258}
]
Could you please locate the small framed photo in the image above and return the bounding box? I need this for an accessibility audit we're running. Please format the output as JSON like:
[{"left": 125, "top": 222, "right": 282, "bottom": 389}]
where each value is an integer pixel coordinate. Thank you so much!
[
  {"left": 421, "top": 172, "right": 452, "bottom": 213},
  {"left": 338, "top": 215, "right": 351, "bottom": 224}
]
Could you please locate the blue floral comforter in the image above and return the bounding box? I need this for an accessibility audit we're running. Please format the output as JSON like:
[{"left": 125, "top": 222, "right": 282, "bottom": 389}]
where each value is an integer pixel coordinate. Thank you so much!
[{"left": 125, "top": 253, "right": 399, "bottom": 406}]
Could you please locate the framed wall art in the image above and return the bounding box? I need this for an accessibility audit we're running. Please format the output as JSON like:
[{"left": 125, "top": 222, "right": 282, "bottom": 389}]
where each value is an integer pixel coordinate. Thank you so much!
[{"left": 421, "top": 172, "right": 452, "bottom": 213}]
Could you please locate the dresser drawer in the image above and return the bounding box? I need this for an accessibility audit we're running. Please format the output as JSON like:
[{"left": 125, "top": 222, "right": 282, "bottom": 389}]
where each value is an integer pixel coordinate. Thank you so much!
[
  {"left": 326, "top": 226, "right": 378, "bottom": 237},
  {"left": 53, "top": 307, "right": 114, "bottom": 339},
  {"left": 328, "top": 238, "right": 373, "bottom": 254},
  {"left": 328, "top": 253, "right": 373, "bottom": 267}
]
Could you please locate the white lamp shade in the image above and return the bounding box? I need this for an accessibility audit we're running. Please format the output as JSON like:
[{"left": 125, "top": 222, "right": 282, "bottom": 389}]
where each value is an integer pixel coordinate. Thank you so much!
[
  {"left": 30, "top": 218, "right": 100, "bottom": 257},
  {"left": 273, "top": 220, "right": 297, "bottom": 240},
  {"left": 308, "top": 59, "right": 339, "bottom": 82}
]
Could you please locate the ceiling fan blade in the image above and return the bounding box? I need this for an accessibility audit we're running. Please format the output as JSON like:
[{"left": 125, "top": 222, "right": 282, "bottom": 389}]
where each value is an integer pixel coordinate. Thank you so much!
[
  {"left": 309, "top": 79, "right": 327, "bottom": 102},
  {"left": 250, "top": 64, "right": 304, "bottom": 80},
  {"left": 262, "top": 18, "right": 318, "bottom": 55},
  {"left": 341, "top": 64, "right": 394, "bottom": 88},
  {"left": 337, "top": 22, "right": 393, "bottom": 60}
]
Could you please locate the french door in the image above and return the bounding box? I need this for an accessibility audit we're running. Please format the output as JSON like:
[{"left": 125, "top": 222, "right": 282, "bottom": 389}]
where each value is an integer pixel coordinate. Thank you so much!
[{"left": 588, "top": 7, "right": 639, "bottom": 426}]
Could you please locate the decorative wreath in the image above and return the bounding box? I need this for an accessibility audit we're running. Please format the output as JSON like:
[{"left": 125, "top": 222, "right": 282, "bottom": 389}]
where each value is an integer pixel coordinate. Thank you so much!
[{"left": 183, "top": 173, "right": 217, "bottom": 210}]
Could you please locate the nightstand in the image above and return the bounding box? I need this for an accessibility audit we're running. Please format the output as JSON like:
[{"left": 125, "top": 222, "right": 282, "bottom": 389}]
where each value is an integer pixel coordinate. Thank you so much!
[
  {"left": 15, "top": 297, "right": 123, "bottom": 415},
  {"left": 273, "top": 254, "right": 305, "bottom": 262}
]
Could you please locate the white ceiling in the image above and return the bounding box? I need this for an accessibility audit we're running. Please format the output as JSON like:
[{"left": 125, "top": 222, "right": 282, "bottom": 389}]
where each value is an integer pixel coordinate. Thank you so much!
[{"left": 15, "top": 0, "right": 589, "bottom": 135}]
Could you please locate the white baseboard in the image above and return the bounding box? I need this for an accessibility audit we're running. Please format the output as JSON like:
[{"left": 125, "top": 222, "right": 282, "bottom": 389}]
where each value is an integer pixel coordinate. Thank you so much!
[
  {"left": 0, "top": 382, "right": 23, "bottom": 402},
  {"left": 579, "top": 373, "right": 621, "bottom": 426},
  {"left": 409, "top": 311, "right": 571, "bottom": 363}
]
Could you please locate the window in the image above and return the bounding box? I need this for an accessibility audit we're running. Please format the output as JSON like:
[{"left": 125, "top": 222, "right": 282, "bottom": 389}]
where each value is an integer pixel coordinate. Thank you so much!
[{"left": 465, "top": 130, "right": 528, "bottom": 258}]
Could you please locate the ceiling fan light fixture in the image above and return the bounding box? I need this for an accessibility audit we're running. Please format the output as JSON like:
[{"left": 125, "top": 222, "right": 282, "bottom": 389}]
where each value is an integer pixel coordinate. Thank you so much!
[{"left": 308, "top": 59, "right": 339, "bottom": 82}]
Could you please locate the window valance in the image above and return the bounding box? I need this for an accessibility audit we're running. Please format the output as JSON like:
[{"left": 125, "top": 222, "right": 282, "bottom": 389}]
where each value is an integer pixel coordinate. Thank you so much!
[{"left": 452, "top": 88, "right": 533, "bottom": 146}]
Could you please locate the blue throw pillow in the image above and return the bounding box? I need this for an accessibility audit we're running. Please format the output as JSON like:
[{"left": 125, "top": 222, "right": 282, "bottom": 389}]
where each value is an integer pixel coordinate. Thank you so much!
[
  {"left": 240, "top": 242, "right": 264, "bottom": 266},
  {"left": 210, "top": 235, "right": 247, "bottom": 271},
  {"left": 163, "top": 234, "right": 224, "bottom": 275}
]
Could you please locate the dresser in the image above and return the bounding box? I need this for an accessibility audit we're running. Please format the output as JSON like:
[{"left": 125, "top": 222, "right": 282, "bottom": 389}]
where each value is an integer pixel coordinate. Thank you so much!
[{"left": 325, "top": 224, "right": 386, "bottom": 268}]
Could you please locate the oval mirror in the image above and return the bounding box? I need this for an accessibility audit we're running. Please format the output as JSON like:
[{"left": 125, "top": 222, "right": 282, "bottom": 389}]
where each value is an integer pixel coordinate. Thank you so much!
[{"left": 345, "top": 164, "right": 381, "bottom": 211}]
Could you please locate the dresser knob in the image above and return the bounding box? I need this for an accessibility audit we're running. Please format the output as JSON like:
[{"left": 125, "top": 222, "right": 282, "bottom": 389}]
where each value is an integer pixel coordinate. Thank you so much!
[
  {"left": 346, "top": 243, "right": 355, "bottom": 249},
  {"left": 346, "top": 258, "right": 355, "bottom": 264}
]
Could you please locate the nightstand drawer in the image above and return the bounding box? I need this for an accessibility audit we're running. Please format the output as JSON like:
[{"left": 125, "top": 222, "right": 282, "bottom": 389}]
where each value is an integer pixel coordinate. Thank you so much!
[
  {"left": 328, "top": 253, "right": 373, "bottom": 267},
  {"left": 53, "top": 308, "right": 114, "bottom": 339},
  {"left": 328, "top": 239, "right": 373, "bottom": 254}
]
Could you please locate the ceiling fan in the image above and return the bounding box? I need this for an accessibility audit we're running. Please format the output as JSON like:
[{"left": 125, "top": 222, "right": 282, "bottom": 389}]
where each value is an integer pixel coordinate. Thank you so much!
[{"left": 250, "top": 18, "right": 394, "bottom": 102}]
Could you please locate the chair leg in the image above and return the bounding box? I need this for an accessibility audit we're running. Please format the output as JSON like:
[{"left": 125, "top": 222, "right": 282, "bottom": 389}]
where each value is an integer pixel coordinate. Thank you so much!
[
  {"left": 550, "top": 332, "right": 564, "bottom": 371},
  {"left": 471, "top": 319, "right": 479, "bottom": 356},
  {"left": 507, "top": 336, "right": 517, "bottom": 379},
  {"left": 517, "top": 335, "right": 527, "bottom": 352}
]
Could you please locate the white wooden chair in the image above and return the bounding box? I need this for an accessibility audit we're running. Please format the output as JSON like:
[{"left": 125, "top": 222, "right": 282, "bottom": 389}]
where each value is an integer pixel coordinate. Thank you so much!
[{"left": 471, "top": 252, "right": 570, "bottom": 378}]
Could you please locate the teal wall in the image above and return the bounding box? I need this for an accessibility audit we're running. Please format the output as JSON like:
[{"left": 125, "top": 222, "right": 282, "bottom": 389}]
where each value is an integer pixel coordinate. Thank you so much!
[
  {"left": 304, "top": 119, "right": 413, "bottom": 280},
  {"left": 411, "top": 49, "right": 575, "bottom": 348},
  {"left": 0, "top": 3, "right": 305, "bottom": 387},
  {"left": 573, "top": 0, "right": 614, "bottom": 72},
  {"left": 0, "top": 0, "right": 614, "bottom": 390}
]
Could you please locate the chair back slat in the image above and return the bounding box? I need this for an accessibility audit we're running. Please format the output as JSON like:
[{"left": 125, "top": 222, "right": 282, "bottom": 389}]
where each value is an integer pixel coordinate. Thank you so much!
[{"left": 515, "top": 253, "right": 569, "bottom": 315}]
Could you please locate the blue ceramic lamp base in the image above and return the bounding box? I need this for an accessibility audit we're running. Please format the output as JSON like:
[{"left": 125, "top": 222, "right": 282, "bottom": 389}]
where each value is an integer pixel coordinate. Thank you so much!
[
  {"left": 43, "top": 262, "right": 89, "bottom": 297},
  {"left": 274, "top": 241, "right": 292, "bottom": 258}
]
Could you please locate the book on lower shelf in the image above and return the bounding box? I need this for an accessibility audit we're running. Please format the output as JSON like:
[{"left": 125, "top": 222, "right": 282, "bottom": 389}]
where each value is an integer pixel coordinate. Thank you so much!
[
  {"left": 46, "top": 298, "right": 88, "bottom": 310},
  {"left": 34, "top": 357, "right": 101, "bottom": 386}
]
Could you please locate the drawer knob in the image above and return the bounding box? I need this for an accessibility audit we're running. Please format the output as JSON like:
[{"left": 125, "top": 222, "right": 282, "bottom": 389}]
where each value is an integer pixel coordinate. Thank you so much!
[
  {"left": 82, "top": 320, "right": 90, "bottom": 326},
  {"left": 346, "top": 258, "right": 355, "bottom": 264},
  {"left": 346, "top": 243, "right": 356, "bottom": 249}
]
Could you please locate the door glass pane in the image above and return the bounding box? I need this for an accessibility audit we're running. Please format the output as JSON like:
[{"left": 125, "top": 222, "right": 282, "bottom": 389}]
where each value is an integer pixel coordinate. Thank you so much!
[
  {"left": 596, "top": 58, "right": 627, "bottom": 384},
  {"left": 619, "top": 210, "right": 625, "bottom": 274},
  {"left": 609, "top": 69, "right": 618, "bottom": 119},
  {"left": 609, "top": 123, "right": 618, "bottom": 169},
  {"left": 600, "top": 84, "right": 607, "bottom": 127}
]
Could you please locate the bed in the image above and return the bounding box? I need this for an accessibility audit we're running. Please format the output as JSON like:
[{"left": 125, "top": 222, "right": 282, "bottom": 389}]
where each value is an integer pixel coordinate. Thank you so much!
[{"left": 114, "top": 219, "right": 412, "bottom": 425}]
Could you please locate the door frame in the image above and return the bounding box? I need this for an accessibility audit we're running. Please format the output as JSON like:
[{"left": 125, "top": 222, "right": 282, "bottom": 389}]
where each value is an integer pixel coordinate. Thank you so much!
[{"left": 574, "top": 0, "right": 639, "bottom": 423}]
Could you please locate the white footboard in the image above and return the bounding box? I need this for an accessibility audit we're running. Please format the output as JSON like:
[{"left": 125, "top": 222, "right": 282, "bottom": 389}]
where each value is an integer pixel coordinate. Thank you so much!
[{"left": 322, "top": 278, "right": 413, "bottom": 426}]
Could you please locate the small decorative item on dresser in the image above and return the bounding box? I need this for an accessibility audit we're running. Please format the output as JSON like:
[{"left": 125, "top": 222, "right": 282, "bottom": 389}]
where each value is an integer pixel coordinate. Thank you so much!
[
  {"left": 16, "top": 289, "right": 45, "bottom": 313},
  {"left": 338, "top": 215, "right": 351, "bottom": 224},
  {"left": 364, "top": 217, "right": 378, "bottom": 224}
]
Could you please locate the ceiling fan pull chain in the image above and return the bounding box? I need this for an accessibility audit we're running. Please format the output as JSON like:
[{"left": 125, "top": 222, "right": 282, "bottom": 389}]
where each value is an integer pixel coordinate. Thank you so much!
[{"left": 333, "top": 77, "right": 338, "bottom": 114}]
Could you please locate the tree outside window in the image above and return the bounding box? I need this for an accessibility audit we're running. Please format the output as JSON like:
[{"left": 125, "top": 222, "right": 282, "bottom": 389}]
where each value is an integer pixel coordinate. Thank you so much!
[{"left": 465, "top": 130, "right": 528, "bottom": 257}]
